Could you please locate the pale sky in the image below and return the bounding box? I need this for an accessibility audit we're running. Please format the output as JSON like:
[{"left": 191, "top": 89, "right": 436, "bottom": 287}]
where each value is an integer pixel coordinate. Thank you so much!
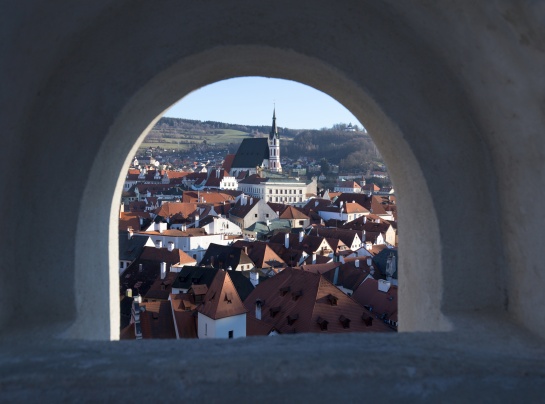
[{"left": 164, "top": 77, "right": 363, "bottom": 130}]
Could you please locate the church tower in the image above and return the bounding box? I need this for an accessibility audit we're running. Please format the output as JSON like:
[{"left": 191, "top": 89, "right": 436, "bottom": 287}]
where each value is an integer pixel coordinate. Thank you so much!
[{"left": 268, "top": 108, "right": 282, "bottom": 173}]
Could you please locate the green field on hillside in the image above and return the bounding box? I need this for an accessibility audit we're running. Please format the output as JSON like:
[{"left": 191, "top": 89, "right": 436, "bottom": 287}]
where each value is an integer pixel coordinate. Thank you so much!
[{"left": 138, "top": 129, "right": 250, "bottom": 151}]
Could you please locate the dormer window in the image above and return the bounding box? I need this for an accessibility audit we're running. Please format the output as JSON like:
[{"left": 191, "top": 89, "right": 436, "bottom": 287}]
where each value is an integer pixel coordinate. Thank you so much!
[
  {"left": 269, "top": 306, "right": 281, "bottom": 317},
  {"left": 287, "top": 313, "right": 299, "bottom": 325},
  {"left": 326, "top": 294, "right": 338, "bottom": 306},
  {"left": 339, "top": 315, "right": 351, "bottom": 329},
  {"left": 279, "top": 286, "right": 290, "bottom": 296},
  {"left": 224, "top": 292, "right": 233, "bottom": 303},
  {"left": 317, "top": 316, "right": 329, "bottom": 331},
  {"left": 291, "top": 290, "right": 303, "bottom": 301},
  {"left": 362, "top": 315, "right": 373, "bottom": 327}
]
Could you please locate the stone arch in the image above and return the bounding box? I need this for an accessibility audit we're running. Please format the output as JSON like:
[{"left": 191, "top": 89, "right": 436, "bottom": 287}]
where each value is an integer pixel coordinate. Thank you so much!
[{"left": 10, "top": 1, "right": 504, "bottom": 341}]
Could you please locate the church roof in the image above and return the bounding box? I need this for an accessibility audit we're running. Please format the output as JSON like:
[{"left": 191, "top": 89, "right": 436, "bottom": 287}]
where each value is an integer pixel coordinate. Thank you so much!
[{"left": 231, "top": 138, "right": 269, "bottom": 169}]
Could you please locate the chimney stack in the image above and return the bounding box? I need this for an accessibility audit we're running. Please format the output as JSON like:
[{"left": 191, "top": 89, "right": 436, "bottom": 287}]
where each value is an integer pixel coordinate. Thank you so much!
[
  {"left": 128, "top": 228, "right": 134, "bottom": 240},
  {"left": 155, "top": 239, "right": 163, "bottom": 249},
  {"left": 250, "top": 271, "right": 259, "bottom": 287},
  {"left": 160, "top": 262, "right": 167, "bottom": 280},
  {"left": 168, "top": 241, "right": 174, "bottom": 252},
  {"left": 355, "top": 259, "right": 360, "bottom": 268},
  {"left": 299, "top": 230, "right": 304, "bottom": 243},
  {"left": 378, "top": 279, "right": 391, "bottom": 293},
  {"left": 366, "top": 257, "right": 372, "bottom": 267},
  {"left": 312, "top": 253, "right": 316, "bottom": 264},
  {"left": 285, "top": 233, "right": 290, "bottom": 248},
  {"left": 250, "top": 197, "right": 253, "bottom": 205},
  {"left": 195, "top": 215, "right": 200, "bottom": 228}
]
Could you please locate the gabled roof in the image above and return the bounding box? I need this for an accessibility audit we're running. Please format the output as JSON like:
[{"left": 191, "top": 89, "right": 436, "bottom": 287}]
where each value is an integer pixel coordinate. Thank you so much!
[
  {"left": 137, "top": 300, "right": 176, "bottom": 339},
  {"left": 199, "top": 243, "right": 254, "bottom": 269},
  {"left": 231, "top": 138, "right": 269, "bottom": 169},
  {"left": 140, "top": 247, "right": 194, "bottom": 266},
  {"left": 231, "top": 240, "right": 286, "bottom": 269},
  {"left": 198, "top": 270, "right": 248, "bottom": 320},
  {"left": 308, "top": 227, "right": 361, "bottom": 247},
  {"left": 171, "top": 266, "right": 255, "bottom": 301},
  {"left": 155, "top": 202, "right": 198, "bottom": 219},
  {"left": 279, "top": 206, "right": 309, "bottom": 220},
  {"left": 119, "top": 212, "right": 142, "bottom": 232}
]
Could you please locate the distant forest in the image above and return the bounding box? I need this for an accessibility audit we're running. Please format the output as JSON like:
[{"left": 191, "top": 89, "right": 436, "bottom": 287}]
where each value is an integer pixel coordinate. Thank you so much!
[{"left": 146, "top": 117, "right": 383, "bottom": 171}]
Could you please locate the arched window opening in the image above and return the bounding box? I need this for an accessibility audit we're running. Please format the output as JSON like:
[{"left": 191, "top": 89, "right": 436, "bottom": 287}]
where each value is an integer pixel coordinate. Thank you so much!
[{"left": 118, "top": 77, "right": 399, "bottom": 340}]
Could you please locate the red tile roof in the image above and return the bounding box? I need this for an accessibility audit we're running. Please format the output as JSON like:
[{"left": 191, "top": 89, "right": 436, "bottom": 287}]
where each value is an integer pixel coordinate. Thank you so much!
[
  {"left": 243, "top": 267, "right": 393, "bottom": 334},
  {"left": 197, "top": 270, "right": 248, "bottom": 320}
]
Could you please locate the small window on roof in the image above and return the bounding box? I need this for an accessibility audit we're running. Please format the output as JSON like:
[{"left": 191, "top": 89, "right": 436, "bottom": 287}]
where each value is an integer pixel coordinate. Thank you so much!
[{"left": 317, "top": 316, "right": 329, "bottom": 331}]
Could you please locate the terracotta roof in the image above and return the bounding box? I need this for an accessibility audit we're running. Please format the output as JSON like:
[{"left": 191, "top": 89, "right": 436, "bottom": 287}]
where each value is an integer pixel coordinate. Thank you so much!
[
  {"left": 182, "top": 190, "right": 236, "bottom": 204},
  {"left": 222, "top": 154, "right": 236, "bottom": 172},
  {"left": 279, "top": 206, "right": 309, "bottom": 220},
  {"left": 155, "top": 202, "right": 198, "bottom": 219},
  {"left": 138, "top": 300, "right": 176, "bottom": 339},
  {"left": 169, "top": 294, "right": 198, "bottom": 338},
  {"left": 308, "top": 227, "right": 361, "bottom": 248},
  {"left": 119, "top": 212, "right": 142, "bottom": 231},
  {"left": 140, "top": 247, "right": 194, "bottom": 266},
  {"left": 344, "top": 202, "right": 369, "bottom": 214},
  {"left": 144, "top": 271, "right": 178, "bottom": 300},
  {"left": 231, "top": 240, "right": 286, "bottom": 269},
  {"left": 351, "top": 278, "right": 398, "bottom": 324},
  {"left": 243, "top": 267, "right": 393, "bottom": 334},
  {"left": 197, "top": 270, "right": 248, "bottom": 320}
]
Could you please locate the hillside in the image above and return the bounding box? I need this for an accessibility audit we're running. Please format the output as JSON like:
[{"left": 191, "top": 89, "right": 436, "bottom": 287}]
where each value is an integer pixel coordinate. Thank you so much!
[{"left": 140, "top": 116, "right": 383, "bottom": 170}]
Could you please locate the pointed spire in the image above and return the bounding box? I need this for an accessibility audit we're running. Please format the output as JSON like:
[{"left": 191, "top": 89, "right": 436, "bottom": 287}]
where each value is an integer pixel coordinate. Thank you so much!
[{"left": 270, "top": 106, "right": 278, "bottom": 140}]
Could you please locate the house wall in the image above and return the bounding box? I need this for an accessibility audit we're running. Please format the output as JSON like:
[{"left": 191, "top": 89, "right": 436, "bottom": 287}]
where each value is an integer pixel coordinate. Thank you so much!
[{"left": 197, "top": 312, "right": 246, "bottom": 339}]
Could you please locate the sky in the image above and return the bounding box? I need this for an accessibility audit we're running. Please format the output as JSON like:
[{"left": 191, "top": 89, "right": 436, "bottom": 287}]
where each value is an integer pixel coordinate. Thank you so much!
[{"left": 164, "top": 77, "right": 363, "bottom": 130}]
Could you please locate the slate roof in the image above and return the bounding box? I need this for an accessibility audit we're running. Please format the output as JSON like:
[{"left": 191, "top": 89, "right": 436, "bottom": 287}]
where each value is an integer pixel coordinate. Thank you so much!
[
  {"left": 118, "top": 232, "right": 148, "bottom": 262},
  {"left": 231, "top": 138, "right": 269, "bottom": 169},
  {"left": 243, "top": 267, "right": 393, "bottom": 334},
  {"left": 197, "top": 270, "right": 248, "bottom": 320}
]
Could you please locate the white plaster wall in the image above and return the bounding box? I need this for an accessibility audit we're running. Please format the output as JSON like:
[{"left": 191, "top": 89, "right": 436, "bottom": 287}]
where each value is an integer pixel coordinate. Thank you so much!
[{"left": 198, "top": 312, "right": 246, "bottom": 339}]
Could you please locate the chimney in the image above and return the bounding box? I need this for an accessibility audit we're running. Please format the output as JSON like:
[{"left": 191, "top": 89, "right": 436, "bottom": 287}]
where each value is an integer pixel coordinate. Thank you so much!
[
  {"left": 250, "top": 271, "right": 259, "bottom": 287},
  {"left": 366, "top": 257, "right": 372, "bottom": 267},
  {"left": 255, "top": 299, "right": 263, "bottom": 320},
  {"left": 126, "top": 288, "right": 133, "bottom": 298},
  {"left": 378, "top": 279, "right": 391, "bottom": 292},
  {"left": 195, "top": 215, "right": 200, "bottom": 228},
  {"left": 250, "top": 197, "right": 253, "bottom": 205},
  {"left": 299, "top": 230, "right": 304, "bottom": 243},
  {"left": 355, "top": 259, "right": 360, "bottom": 268},
  {"left": 128, "top": 228, "right": 133, "bottom": 239},
  {"left": 363, "top": 216, "right": 367, "bottom": 224},
  {"left": 333, "top": 266, "right": 340, "bottom": 285},
  {"left": 284, "top": 233, "right": 290, "bottom": 248},
  {"left": 312, "top": 253, "right": 316, "bottom": 264},
  {"left": 155, "top": 239, "right": 163, "bottom": 249},
  {"left": 139, "top": 263, "right": 143, "bottom": 272},
  {"left": 160, "top": 262, "right": 167, "bottom": 280},
  {"left": 168, "top": 241, "right": 174, "bottom": 252}
]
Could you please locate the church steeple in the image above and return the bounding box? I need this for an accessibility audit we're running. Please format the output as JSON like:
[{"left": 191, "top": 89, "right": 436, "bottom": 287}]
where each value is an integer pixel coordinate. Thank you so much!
[
  {"left": 269, "top": 108, "right": 279, "bottom": 141},
  {"left": 268, "top": 107, "right": 282, "bottom": 173}
]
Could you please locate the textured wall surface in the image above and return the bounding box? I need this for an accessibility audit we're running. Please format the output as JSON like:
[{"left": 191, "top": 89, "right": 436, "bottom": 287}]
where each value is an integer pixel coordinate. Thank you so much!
[{"left": 0, "top": 0, "right": 544, "bottom": 400}]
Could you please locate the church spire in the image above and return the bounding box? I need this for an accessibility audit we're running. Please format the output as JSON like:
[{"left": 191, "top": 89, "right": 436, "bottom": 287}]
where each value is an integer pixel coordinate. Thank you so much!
[
  {"left": 268, "top": 107, "right": 282, "bottom": 173},
  {"left": 270, "top": 107, "right": 279, "bottom": 140}
]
